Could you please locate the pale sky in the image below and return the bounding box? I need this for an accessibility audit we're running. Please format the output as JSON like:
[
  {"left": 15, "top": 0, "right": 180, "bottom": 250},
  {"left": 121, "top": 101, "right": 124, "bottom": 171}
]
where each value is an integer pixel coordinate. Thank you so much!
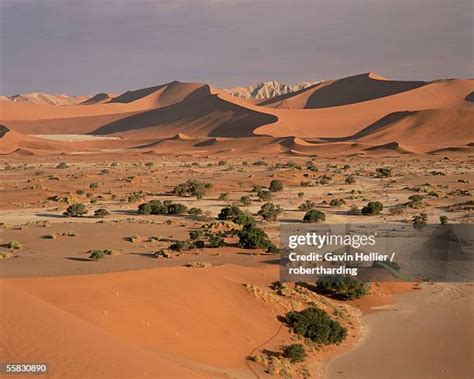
[{"left": 1, "top": 0, "right": 472, "bottom": 95}]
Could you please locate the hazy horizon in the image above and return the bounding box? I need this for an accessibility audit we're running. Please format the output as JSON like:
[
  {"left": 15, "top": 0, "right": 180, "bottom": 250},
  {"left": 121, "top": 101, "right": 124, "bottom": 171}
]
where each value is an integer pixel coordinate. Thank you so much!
[{"left": 1, "top": 0, "right": 472, "bottom": 95}]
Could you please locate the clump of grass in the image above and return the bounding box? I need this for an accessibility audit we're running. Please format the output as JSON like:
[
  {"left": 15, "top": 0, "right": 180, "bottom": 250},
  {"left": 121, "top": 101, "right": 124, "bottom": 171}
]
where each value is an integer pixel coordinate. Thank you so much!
[{"left": 6, "top": 241, "right": 22, "bottom": 250}]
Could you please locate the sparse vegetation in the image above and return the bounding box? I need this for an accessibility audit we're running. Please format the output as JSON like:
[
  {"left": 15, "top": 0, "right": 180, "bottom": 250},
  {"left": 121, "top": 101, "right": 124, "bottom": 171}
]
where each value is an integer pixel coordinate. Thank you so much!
[
  {"left": 269, "top": 179, "right": 284, "bottom": 192},
  {"left": 257, "top": 203, "right": 283, "bottom": 221},
  {"left": 361, "top": 201, "right": 383, "bottom": 215},
  {"left": 64, "top": 203, "right": 88, "bottom": 217},
  {"left": 316, "top": 275, "right": 369, "bottom": 300},
  {"left": 303, "top": 209, "right": 326, "bottom": 223},
  {"left": 94, "top": 208, "right": 110, "bottom": 218},
  {"left": 281, "top": 344, "right": 306, "bottom": 363},
  {"left": 284, "top": 307, "right": 347, "bottom": 344}
]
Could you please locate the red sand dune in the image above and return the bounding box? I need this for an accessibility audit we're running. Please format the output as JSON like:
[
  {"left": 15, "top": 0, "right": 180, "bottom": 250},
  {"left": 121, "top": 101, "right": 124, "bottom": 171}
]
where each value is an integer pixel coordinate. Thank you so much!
[
  {"left": 0, "top": 264, "right": 288, "bottom": 378},
  {"left": 1, "top": 73, "right": 473, "bottom": 155}
]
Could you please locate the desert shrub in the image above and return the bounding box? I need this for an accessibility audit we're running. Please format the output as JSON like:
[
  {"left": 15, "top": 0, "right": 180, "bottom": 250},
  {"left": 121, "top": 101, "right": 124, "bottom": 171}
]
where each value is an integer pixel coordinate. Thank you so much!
[
  {"left": 169, "top": 240, "right": 195, "bottom": 252},
  {"left": 407, "top": 194, "right": 424, "bottom": 208},
  {"left": 281, "top": 344, "right": 306, "bottom": 363},
  {"left": 345, "top": 175, "right": 356, "bottom": 184},
  {"left": 297, "top": 192, "right": 304, "bottom": 198},
  {"left": 361, "top": 201, "right": 383, "bottom": 215},
  {"left": 238, "top": 224, "right": 275, "bottom": 250},
  {"left": 303, "top": 210, "right": 326, "bottom": 223},
  {"left": 89, "top": 249, "right": 115, "bottom": 260},
  {"left": 56, "top": 162, "right": 68, "bottom": 169},
  {"left": 329, "top": 198, "right": 345, "bottom": 207},
  {"left": 145, "top": 162, "right": 154, "bottom": 168},
  {"left": 315, "top": 275, "right": 369, "bottom": 300},
  {"left": 89, "top": 182, "right": 99, "bottom": 189},
  {"left": 64, "top": 203, "right": 87, "bottom": 217},
  {"left": 376, "top": 167, "right": 392, "bottom": 177},
  {"left": 154, "top": 250, "right": 171, "bottom": 258},
  {"left": 257, "top": 190, "right": 273, "bottom": 201},
  {"left": 189, "top": 230, "right": 204, "bottom": 240},
  {"left": 218, "top": 192, "right": 229, "bottom": 201},
  {"left": 94, "top": 208, "right": 110, "bottom": 218},
  {"left": 166, "top": 203, "right": 188, "bottom": 214},
  {"left": 298, "top": 200, "right": 316, "bottom": 211},
  {"left": 208, "top": 234, "right": 224, "bottom": 248},
  {"left": 0, "top": 251, "right": 14, "bottom": 259},
  {"left": 269, "top": 179, "right": 284, "bottom": 192},
  {"left": 257, "top": 203, "right": 283, "bottom": 221},
  {"left": 240, "top": 195, "right": 251, "bottom": 206},
  {"left": 76, "top": 189, "right": 85, "bottom": 195},
  {"left": 319, "top": 175, "right": 332, "bottom": 185},
  {"left": 412, "top": 213, "right": 428, "bottom": 227},
  {"left": 173, "top": 179, "right": 211, "bottom": 199},
  {"left": 189, "top": 207, "right": 203, "bottom": 216},
  {"left": 218, "top": 205, "right": 243, "bottom": 221},
  {"left": 439, "top": 215, "right": 448, "bottom": 225},
  {"left": 284, "top": 307, "right": 347, "bottom": 345},
  {"left": 7, "top": 240, "right": 22, "bottom": 249},
  {"left": 127, "top": 191, "right": 145, "bottom": 203},
  {"left": 252, "top": 185, "right": 263, "bottom": 193},
  {"left": 137, "top": 200, "right": 187, "bottom": 215}
]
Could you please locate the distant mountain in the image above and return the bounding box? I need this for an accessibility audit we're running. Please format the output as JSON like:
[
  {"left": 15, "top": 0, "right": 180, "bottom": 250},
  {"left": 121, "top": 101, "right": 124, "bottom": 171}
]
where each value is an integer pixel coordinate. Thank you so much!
[
  {"left": 225, "top": 80, "right": 320, "bottom": 100},
  {"left": 3, "top": 93, "right": 89, "bottom": 105}
]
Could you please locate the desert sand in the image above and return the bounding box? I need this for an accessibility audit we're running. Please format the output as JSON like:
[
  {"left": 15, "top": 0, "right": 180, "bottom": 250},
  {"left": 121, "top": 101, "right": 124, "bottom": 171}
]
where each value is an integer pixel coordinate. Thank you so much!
[{"left": 1, "top": 72, "right": 473, "bottom": 378}]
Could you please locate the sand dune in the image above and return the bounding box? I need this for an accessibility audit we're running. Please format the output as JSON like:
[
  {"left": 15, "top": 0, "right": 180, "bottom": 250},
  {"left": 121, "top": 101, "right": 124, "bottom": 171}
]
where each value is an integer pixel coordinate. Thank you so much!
[
  {"left": 261, "top": 73, "right": 426, "bottom": 109},
  {"left": 1, "top": 73, "right": 473, "bottom": 155},
  {"left": 0, "top": 264, "right": 290, "bottom": 378}
]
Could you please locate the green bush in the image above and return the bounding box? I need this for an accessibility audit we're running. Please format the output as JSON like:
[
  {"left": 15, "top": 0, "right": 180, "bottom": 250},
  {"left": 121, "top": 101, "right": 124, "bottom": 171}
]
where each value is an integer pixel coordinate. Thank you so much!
[
  {"left": 88, "top": 249, "right": 115, "bottom": 260},
  {"left": 189, "top": 207, "right": 203, "bottom": 216},
  {"left": 269, "top": 179, "right": 284, "bottom": 192},
  {"left": 361, "top": 201, "right": 383, "bottom": 215},
  {"left": 407, "top": 194, "right": 424, "bottom": 208},
  {"left": 137, "top": 200, "right": 187, "bottom": 215},
  {"left": 64, "top": 203, "right": 87, "bottom": 217},
  {"left": 284, "top": 307, "right": 347, "bottom": 345},
  {"left": 316, "top": 275, "right": 369, "bottom": 300},
  {"left": 94, "top": 208, "right": 110, "bottom": 218},
  {"left": 56, "top": 162, "right": 68, "bottom": 169},
  {"left": 173, "top": 179, "right": 212, "bottom": 199},
  {"left": 281, "top": 344, "right": 306, "bottom": 363},
  {"left": 238, "top": 224, "right": 275, "bottom": 250},
  {"left": 439, "top": 215, "right": 448, "bottom": 225},
  {"left": 257, "top": 203, "right": 283, "bottom": 221},
  {"left": 303, "top": 210, "right": 326, "bottom": 223},
  {"left": 218, "top": 192, "right": 229, "bottom": 201},
  {"left": 412, "top": 213, "right": 428, "bottom": 227},
  {"left": 298, "top": 200, "right": 316, "bottom": 211}
]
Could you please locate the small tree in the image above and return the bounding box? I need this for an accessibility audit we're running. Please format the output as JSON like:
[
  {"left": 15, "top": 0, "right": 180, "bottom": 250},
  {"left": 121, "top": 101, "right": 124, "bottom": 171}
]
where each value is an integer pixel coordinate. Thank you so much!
[
  {"left": 439, "top": 215, "right": 448, "bottom": 225},
  {"left": 281, "top": 344, "right": 306, "bottom": 363},
  {"left": 316, "top": 275, "right": 369, "bottom": 300},
  {"left": 298, "top": 200, "right": 316, "bottom": 211},
  {"left": 257, "top": 203, "right": 283, "bottom": 221},
  {"left": 361, "top": 201, "right": 383, "bottom": 215},
  {"left": 269, "top": 179, "right": 284, "bottom": 192},
  {"left": 284, "top": 307, "right": 347, "bottom": 345},
  {"left": 412, "top": 213, "right": 428, "bottom": 227},
  {"left": 94, "top": 208, "right": 110, "bottom": 218},
  {"left": 238, "top": 224, "right": 275, "bottom": 250},
  {"left": 64, "top": 203, "right": 87, "bottom": 217},
  {"left": 303, "top": 210, "right": 326, "bottom": 223}
]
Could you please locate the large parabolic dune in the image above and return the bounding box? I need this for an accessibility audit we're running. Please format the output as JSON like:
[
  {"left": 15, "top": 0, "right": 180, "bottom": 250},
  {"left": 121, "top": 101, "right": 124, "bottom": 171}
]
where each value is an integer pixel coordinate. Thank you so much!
[{"left": 1, "top": 73, "right": 473, "bottom": 155}]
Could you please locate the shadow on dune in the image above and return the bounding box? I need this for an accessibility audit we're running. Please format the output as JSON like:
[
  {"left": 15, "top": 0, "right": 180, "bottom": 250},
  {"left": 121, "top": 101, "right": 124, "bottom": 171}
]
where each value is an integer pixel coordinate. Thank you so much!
[
  {"left": 320, "top": 111, "right": 412, "bottom": 142},
  {"left": 91, "top": 86, "right": 278, "bottom": 138},
  {"left": 465, "top": 91, "right": 474, "bottom": 102},
  {"left": 305, "top": 74, "right": 426, "bottom": 108}
]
